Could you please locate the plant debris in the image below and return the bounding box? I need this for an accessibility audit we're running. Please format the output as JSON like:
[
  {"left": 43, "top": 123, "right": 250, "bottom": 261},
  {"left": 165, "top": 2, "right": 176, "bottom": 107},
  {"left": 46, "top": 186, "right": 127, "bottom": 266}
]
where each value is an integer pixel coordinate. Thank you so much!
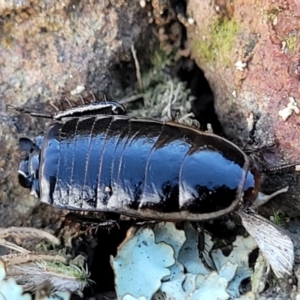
[
  {"left": 0, "top": 226, "right": 91, "bottom": 296},
  {"left": 0, "top": 259, "right": 71, "bottom": 300}
]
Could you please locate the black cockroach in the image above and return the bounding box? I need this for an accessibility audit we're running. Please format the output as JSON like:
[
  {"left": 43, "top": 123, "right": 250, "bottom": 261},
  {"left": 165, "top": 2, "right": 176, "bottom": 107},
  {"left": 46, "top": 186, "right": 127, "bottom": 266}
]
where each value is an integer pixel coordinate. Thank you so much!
[{"left": 16, "top": 101, "right": 294, "bottom": 278}]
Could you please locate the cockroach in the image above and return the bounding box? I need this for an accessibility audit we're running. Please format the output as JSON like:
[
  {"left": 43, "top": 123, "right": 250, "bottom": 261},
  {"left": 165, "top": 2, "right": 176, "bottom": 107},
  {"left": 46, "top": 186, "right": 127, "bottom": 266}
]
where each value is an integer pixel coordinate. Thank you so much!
[{"left": 16, "top": 101, "right": 294, "bottom": 278}]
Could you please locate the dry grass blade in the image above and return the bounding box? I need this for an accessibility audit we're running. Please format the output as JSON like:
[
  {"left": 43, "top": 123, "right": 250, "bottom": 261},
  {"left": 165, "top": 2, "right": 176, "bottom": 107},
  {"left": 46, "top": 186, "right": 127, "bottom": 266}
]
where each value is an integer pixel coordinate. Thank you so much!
[
  {"left": 118, "top": 93, "right": 144, "bottom": 105},
  {"left": 6, "top": 261, "right": 91, "bottom": 293},
  {"left": 0, "top": 227, "right": 60, "bottom": 246},
  {"left": 131, "top": 45, "right": 143, "bottom": 92},
  {"left": 2, "top": 252, "right": 67, "bottom": 267},
  {"left": 0, "top": 239, "right": 30, "bottom": 253}
]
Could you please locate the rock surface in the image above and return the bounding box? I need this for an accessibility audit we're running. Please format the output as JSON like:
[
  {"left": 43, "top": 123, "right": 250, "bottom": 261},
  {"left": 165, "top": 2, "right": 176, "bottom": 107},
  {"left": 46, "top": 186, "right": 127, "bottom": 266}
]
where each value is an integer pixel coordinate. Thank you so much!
[
  {"left": 0, "top": 0, "right": 153, "bottom": 228},
  {"left": 187, "top": 0, "right": 300, "bottom": 217},
  {"left": 0, "top": 0, "right": 299, "bottom": 298}
]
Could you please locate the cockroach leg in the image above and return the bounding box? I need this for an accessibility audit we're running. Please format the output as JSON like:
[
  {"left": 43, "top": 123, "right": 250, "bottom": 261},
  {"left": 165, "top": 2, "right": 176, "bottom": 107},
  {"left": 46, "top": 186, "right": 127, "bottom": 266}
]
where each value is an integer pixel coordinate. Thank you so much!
[{"left": 250, "top": 186, "right": 289, "bottom": 209}]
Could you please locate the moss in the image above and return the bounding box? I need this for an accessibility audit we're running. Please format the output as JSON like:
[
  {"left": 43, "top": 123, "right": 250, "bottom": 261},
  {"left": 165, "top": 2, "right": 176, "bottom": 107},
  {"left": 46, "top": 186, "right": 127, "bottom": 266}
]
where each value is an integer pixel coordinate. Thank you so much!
[
  {"left": 191, "top": 18, "right": 240, "bottom": 67},
  {"left": 150, "top": 48, "right": 170, "bottom": 68},
  {"left": 140, "top": 47, "right": 173, "bottom": 90},
  {"left": 285, "top": 33, "right": 298, "bottom": 53},
  {"left": 192, "top": 38, "right": 216, "bottom": 63},
  {"left": 272, "top": 210, "right": 285, "bottom": 227}
]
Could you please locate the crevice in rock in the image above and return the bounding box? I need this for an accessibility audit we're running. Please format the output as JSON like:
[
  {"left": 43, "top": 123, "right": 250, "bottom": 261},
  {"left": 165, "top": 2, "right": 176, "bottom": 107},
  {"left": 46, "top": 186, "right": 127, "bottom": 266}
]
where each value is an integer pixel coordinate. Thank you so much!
[
  {"left": 176, "top": 58, "right": 224, "bottom": 135},
  {"left": 106, "top": 17, "right": 223, "bottom": 137}
]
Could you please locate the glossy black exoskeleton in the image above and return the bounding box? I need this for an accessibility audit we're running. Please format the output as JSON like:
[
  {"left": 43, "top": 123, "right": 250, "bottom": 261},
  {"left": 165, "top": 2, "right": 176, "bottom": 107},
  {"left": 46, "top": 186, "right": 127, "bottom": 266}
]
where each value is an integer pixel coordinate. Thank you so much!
[{"left": 17, "top": 100, "right": 294, "bottom": 278}]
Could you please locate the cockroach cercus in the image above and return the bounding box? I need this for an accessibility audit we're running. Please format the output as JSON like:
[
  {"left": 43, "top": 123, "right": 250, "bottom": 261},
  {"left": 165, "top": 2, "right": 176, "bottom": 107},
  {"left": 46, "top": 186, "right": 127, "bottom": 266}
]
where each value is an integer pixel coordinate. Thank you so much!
[{"left": 16, "top": 101, "right": 294, "bottom": 278}]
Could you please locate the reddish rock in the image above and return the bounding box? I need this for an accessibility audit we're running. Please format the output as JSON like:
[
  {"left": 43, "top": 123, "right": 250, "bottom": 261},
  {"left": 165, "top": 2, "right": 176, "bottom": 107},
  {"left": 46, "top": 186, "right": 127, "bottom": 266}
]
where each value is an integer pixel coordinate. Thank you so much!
[{"left": 187, "top": 0, "right": 300, "bottom": 216}]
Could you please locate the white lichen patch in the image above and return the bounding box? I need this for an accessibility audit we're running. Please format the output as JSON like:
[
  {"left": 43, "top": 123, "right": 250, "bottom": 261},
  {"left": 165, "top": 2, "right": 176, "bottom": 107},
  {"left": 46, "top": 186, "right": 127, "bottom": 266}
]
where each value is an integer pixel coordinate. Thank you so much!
[
  {"left": 178, "top": 222, "right": 214, "bottom": 274},
  {"left": 235, "top": 61, "right": 247, "bottom": 71},
  {"left": 278, "top": 97, "right": 300, "bottom": 121},
  {"left": 154, "top": 222, "right": 186, "bottom": 283},
  {"left": 140, "top": 0, "right": 146, "bottom": 8},
  {"left": 212, "top": 236, "right": 257, "bottom": 298},
  {"left": 70, "top": 85, "right": 85, "bottom": 95},
  {"left": 189, "top": 271, "right": 230, "bottom": 299},
  {"left": 113, "top": 222, "right": 261, "bottom": 300},
  {"left": 111, "top": 227, "right": 175, "bottom": 300},
  {"left": 123, "top": 295, "right": 147, "bottom": 300},
  {"left": 188, "top": 17, "right": 195, "bottom": 25},
  {"left": 154, "top": 222, "right": 186, "bottom": 258}
]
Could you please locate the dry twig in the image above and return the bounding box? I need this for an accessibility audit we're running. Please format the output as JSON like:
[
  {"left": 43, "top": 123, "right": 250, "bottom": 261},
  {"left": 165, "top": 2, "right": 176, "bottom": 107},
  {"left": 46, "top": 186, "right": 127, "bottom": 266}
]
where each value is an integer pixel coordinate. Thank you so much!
[{"left": 131, "top": 45, "right": 143, "bottom": 92}]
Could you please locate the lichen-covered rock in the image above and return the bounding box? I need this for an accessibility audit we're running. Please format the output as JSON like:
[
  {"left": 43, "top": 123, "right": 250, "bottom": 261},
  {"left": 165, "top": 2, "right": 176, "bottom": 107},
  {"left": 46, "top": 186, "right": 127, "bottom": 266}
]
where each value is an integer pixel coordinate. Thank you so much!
[
  {"left": 0, "top": 0, "right": 154, "bottom": 226},
  {"left": 111, "top": 222, "right": 272, "bottom": 300},
  {"left": 0, "top": 0, "right": 152, "bottom": 106}
]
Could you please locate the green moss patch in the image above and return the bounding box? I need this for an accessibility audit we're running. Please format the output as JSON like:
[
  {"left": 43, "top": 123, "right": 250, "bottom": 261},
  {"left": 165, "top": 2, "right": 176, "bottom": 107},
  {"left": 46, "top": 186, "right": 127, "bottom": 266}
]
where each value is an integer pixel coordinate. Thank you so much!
[
  {"left": 192, "top": 18, "right": 240, "bottom": 67},
  {"left": 285, "top": 32, "right": 299, "bottom": 53}
]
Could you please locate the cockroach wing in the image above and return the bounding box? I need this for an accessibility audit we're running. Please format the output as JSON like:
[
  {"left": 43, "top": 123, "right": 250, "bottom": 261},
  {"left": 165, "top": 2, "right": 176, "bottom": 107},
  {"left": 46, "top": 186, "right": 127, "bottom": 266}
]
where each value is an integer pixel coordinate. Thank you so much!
[{"left": 238, "top": 209, "right": 294, "bottom": 278}]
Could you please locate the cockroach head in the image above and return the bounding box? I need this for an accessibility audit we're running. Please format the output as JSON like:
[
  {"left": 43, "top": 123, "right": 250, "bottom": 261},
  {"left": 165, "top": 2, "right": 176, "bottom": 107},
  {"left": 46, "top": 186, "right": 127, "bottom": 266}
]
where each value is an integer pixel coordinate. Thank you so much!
[{"left": 18, "top": 137, "right": 42, "bottom": 198}]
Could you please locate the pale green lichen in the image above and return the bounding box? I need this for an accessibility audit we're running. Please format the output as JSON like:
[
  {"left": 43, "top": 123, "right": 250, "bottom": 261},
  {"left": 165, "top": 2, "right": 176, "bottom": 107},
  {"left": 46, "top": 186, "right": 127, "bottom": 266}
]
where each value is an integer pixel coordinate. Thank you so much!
[
  {"left": 112, "top": 222, "right": 261, "bottom": 300},
  {"left": 191, "top": 18, "right": 240, "bottom": 67}
]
